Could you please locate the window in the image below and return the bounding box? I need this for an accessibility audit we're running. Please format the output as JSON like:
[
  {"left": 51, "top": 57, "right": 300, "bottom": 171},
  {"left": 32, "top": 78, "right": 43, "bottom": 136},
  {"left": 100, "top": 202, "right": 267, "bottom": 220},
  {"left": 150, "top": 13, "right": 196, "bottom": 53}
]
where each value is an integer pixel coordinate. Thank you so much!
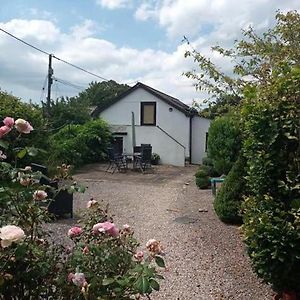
[
  {"left": 205, "top": 132, "right": 208, "bottom": 152},
  {"left": 141, "top": 102, "right": 156, "bottom": 126}
]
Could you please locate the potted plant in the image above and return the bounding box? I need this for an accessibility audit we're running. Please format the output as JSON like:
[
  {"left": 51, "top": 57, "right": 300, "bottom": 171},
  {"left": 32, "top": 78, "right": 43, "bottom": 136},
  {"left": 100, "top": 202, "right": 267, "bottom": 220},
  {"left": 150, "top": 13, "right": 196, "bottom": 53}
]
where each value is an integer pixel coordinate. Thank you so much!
[{"left": 151, "top": 153, "right": 160, "bottom": 165}]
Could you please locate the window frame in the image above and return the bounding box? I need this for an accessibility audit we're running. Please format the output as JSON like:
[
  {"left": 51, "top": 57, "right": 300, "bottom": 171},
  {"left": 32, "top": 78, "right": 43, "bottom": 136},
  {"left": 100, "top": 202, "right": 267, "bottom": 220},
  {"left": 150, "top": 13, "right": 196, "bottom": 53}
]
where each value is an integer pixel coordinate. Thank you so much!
[{"left": 140, "top": 102, "right": 157, "bottom": 126}]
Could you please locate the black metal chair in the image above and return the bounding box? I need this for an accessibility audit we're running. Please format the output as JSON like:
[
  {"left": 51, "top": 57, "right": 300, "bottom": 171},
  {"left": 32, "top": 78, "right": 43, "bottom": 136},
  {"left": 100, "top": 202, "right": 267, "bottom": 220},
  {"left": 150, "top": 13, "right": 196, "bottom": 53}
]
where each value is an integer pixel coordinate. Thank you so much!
[
  {"left": 106, "top": 147, "right": 127, "bottom": 173},
  {"left": 135, "top": 146, "right": 152, "bottom": 173}
]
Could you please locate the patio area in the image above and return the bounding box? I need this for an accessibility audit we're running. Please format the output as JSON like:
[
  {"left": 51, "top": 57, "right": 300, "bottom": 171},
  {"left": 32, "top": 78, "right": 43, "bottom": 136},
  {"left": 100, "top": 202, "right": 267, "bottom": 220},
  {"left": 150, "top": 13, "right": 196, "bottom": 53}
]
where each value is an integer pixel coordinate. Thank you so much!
[{"left": 47, "top": 163, "right": 273, "bottom": 299}]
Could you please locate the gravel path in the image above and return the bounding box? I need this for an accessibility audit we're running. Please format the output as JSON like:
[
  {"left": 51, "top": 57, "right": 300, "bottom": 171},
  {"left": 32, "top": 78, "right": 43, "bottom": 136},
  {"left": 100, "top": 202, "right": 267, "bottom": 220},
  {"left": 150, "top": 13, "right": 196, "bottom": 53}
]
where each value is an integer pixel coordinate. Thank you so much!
[{"left": 47, "top": 164, "right": 274, "bottom": 300}]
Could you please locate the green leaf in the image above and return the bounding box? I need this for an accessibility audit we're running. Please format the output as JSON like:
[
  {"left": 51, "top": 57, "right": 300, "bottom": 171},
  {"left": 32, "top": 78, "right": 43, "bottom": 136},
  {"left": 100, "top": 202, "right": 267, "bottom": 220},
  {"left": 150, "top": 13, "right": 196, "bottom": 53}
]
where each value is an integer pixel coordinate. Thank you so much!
[
  {"left": 150, "top": 279, "right": 160, "bottom": 291},
  {"left": 155, "top": 256, "right": 166, "bottom": 268},
  {"left": 135, "top": 276, "right": 150, "bottom": 294},
  {"left": 102, "top": 277, "right": 115, "bottom": 286},
  {"left": 0, "top": 140, "right": 9, "bottom": 149},
  {"left": 17, "top": 148, "right": 27, "bottom": 159},
  {"left": 26, "top": 147, "right": 38, "bottom": 157}
]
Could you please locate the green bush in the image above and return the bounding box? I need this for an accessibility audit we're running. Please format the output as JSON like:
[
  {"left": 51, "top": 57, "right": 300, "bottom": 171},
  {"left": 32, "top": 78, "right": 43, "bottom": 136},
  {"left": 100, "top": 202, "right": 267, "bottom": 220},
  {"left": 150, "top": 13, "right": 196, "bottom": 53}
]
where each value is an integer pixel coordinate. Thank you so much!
[
  {"left": 243, "top": 196, "right": 300, "bottom": 293},
  {"left": 241, "top": 53, "right": 300, "bottom": 292},
  {"left": 207, "top": 114, "right": 241, "bottom": 175},
  {"left": 49, "top": 119, "right": 112, "bottom": 167},
  {"left": 195, "top": 166, "right": 210, "bottom": 189},
  {"left": 213, "top": 156, "right": 246, "bottom": 224}
]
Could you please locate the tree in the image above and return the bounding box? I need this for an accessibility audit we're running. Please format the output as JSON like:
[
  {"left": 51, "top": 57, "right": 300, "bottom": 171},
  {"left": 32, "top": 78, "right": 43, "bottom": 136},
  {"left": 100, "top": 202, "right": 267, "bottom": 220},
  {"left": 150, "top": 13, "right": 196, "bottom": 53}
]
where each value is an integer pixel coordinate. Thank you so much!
[{"left": 76, "top": 80, "right": 130, "bottom": 110}]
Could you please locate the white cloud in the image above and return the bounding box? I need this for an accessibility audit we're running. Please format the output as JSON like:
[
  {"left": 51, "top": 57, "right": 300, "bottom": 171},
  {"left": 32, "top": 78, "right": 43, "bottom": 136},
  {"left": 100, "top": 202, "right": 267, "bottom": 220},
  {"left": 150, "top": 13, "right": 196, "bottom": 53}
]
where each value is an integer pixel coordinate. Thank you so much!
[
  {"left": 0, "top": 19, "right": 201, "bottom": 104},
  {"left": 96, "top": 0, "right": 131, "bottom": 9},
  {"left": 136, "top": 0, "right": 300, "bottom": 41}
]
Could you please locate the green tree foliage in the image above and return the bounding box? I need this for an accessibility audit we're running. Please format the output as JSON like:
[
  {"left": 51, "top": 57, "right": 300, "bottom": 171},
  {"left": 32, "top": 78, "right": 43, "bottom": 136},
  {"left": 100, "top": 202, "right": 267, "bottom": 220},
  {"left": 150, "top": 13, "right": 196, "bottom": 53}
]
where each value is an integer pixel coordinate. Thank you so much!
[
  {"left": 76, "top": 80, "right": 129, "bottom": 111},
  {"left": 207, "top": 114, "right": 241, "bottom": 174},
  {"left": 46, "top": 96, "right": 91, "bottom": 129},
  {"left": 214, "top": 156, "right": 246, "bottom": 224},
  {"left": 49, "top": 119, "right": 112, "bottom": 167}
]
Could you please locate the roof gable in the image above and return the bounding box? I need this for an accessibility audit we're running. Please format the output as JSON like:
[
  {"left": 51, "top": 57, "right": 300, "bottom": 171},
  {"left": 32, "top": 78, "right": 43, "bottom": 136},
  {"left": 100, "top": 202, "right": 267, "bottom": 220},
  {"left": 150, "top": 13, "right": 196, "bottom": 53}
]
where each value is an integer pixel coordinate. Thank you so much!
[{"left": 91, "top": 82, "right": 195, "bottom": 117}]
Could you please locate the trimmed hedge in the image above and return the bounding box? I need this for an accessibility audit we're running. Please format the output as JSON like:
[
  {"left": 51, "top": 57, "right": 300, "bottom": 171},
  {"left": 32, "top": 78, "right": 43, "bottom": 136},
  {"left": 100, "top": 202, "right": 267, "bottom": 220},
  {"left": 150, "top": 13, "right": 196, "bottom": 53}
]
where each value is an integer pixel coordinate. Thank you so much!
[
  {"left": 213, "top": 156, "right": 246, "bottom": 224},
  {"left": 195, "top": 166, "right": 211, "bottom": 189}
]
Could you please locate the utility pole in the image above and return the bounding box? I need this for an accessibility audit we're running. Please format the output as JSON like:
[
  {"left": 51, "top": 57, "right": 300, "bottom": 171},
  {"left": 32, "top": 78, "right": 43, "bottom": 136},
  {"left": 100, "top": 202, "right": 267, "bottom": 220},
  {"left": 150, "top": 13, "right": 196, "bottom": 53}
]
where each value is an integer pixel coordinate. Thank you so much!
[{"left": 46, "top": 54, "right": 53, "bottom": 116}]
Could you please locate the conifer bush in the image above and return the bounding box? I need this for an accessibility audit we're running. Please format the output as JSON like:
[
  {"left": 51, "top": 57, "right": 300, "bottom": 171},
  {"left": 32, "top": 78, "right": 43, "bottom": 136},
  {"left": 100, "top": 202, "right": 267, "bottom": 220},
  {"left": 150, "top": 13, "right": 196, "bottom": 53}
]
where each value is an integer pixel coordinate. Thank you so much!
[{"left": 213, "top": 156, "right": 246, "bottom": 224}]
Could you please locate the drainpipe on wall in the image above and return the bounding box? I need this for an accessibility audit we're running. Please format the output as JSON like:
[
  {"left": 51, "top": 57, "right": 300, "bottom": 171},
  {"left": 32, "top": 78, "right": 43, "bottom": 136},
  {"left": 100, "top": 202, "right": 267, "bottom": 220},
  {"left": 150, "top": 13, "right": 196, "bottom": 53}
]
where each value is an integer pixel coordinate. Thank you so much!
[{"left": 189, "top": 114, "right": 193, "bottom": 164}]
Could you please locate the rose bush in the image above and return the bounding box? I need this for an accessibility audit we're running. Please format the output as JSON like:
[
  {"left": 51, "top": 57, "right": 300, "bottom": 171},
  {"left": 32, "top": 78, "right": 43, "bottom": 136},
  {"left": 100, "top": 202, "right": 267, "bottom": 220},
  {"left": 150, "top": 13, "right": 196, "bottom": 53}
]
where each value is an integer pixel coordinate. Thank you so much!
[{"left": 0, "top": 116, "right": 165, "bottom": 299}]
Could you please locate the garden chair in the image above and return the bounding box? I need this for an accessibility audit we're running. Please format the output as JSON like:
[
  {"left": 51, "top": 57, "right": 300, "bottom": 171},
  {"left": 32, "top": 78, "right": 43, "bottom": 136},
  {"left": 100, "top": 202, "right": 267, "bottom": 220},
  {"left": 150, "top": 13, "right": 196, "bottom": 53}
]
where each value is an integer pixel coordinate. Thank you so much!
[
  {"left": 135, "top": 146, "right": 152, "bottom": 173},
  {"left": 106, "top": 147, "right": 127, "bottom": 174}
]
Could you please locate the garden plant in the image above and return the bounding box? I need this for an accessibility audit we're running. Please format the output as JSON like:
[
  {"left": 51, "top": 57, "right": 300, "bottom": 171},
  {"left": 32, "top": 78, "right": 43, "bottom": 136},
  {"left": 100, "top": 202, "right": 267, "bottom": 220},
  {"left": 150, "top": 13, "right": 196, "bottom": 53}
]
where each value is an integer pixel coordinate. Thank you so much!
[{"left": 0, "top": 116, "right": 165, "bottom": 299}]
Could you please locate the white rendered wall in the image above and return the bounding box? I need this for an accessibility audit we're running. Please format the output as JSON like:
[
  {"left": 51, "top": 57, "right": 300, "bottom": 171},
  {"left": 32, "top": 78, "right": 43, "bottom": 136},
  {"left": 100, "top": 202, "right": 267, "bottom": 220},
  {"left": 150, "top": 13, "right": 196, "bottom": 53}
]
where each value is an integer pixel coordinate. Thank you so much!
[
  {"left": 100, "top": 87, "right": 189, "bottom": 166},
  {"left": 191, "top": 116, "right": 211, "bottom": 164}
]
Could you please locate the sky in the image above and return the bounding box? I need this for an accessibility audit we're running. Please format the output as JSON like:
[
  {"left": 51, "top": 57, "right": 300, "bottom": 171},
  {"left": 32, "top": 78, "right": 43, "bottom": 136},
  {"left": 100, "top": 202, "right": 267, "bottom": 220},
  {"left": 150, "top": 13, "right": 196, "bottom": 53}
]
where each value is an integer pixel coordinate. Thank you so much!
[{"left": 0, "top": 0, "right": 299, "bottom": 106}]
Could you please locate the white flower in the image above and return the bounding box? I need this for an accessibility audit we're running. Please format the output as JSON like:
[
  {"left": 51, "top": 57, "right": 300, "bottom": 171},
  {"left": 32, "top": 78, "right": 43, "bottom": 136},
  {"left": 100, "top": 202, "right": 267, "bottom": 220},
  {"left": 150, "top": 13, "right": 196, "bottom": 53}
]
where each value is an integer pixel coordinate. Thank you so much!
[{"left": 0, "top": 225, "right": 25, "bottom": 248}]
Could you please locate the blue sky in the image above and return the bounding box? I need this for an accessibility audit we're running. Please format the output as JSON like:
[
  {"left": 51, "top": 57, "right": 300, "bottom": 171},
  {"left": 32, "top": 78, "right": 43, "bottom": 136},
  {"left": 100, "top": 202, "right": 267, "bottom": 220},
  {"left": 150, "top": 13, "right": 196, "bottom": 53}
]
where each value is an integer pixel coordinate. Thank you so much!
[{"left": 0, "top": 0, "right": 299, "bottom": 105}]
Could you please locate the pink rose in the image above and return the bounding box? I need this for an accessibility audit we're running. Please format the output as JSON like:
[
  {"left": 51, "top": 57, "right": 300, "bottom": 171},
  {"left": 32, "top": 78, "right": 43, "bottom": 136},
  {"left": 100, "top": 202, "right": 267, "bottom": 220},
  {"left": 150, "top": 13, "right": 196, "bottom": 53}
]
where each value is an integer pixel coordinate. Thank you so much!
[
  {"left": 72, "top": 272, "right": 87, "bottom": 287},
  {"left": 134, "top": 251, "right": 144, "bottom": 262},
  {"left": 3, "top": 117, "right": 14, "bottom": 128},
  {"left": 0, "top": 126, "right": 11, "bottom": 138},
  {"left": 67, "top": 226, "right": 83, "bottom": 238},
  {"left": 33, "top": 190, "right": 47, "bottom": 201},
  {"left": 0, "top": 225, "right": 25, "bottom": 248},
  {"left": 15, "top": 118, "right": 33, "bottom": 134},
  {"left": 92, "top": 221, "right": 119, "bottom": 237}
]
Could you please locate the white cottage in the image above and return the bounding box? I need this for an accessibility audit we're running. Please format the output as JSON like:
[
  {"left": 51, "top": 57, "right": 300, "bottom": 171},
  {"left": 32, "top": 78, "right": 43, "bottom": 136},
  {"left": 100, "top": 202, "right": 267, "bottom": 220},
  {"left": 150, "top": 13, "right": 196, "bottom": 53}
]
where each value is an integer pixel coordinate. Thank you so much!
[{"left": 91, "top": 82, "right": 210, "bottom": 167}]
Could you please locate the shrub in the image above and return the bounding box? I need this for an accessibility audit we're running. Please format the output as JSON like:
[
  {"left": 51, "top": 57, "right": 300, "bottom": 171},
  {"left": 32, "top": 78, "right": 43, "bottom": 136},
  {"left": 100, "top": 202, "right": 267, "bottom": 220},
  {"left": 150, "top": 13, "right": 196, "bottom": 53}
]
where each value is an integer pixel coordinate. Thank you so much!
[
  {"left": 213, "top": 156, "right": 246, "bottom": 224},
  {"left": 195, "top": 166, "right": 210, "bottom": 189},
  {"left": 243, "top": 196, "right": 300, "bottom": 293},
  {"left": 151, "top": 153, "right": 160, "bottom": 165},
  {"left": 49, "top": 119, "right": 112, "bottom": 167},
  {"left": 207, "top": 114, "right": 241, "bottom": 175},
  {"left": 241, "top": 60, "right": 300, "bottom": 291}
]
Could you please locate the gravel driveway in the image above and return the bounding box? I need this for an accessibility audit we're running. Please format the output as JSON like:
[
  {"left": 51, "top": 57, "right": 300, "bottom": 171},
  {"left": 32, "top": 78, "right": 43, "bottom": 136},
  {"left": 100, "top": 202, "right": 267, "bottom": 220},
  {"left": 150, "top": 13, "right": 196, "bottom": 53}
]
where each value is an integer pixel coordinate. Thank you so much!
[{"left": 48, "top": 163, "right": 273, "bottom": 300}]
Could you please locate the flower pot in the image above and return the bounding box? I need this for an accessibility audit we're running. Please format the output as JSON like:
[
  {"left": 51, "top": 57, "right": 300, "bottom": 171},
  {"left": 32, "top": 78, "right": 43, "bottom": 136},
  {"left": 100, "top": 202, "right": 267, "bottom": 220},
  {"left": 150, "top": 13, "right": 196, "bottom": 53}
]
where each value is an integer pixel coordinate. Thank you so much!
[
  {"left": 273, "top": 292, "right": 299, "bottom": 300},
  {"left": 282, "top": 292, "right": 298, "bottom": 300}
]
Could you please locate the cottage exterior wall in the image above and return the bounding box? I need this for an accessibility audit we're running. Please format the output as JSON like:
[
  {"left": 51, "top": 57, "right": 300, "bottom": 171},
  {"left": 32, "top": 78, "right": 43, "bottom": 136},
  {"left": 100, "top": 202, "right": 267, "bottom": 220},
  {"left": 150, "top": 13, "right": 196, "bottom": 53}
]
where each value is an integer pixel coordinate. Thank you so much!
[{"left": 100, "top": 88, "right": 190, "bottom": 166}]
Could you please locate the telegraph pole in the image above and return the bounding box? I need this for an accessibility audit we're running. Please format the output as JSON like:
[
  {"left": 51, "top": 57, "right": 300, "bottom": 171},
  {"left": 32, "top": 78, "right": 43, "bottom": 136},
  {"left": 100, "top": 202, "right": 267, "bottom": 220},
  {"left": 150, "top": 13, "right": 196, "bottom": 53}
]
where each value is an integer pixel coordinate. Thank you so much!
[{"left": 46, "top": 54, "right": 53, "bottom": 116}]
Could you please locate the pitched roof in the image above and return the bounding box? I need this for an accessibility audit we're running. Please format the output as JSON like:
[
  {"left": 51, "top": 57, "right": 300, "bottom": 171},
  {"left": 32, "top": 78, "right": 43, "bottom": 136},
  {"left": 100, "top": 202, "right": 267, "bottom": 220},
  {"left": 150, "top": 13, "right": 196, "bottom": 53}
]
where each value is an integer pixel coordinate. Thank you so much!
[{"left": 91, "top": 82, "right": 196, "bottom": 117}]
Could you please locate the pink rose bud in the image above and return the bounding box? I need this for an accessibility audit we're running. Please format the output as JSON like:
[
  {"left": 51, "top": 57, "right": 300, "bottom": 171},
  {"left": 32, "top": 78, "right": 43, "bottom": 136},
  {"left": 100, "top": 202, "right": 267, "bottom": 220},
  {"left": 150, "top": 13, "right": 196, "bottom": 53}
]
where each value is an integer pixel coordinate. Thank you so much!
[
  {"left": 0, "top": 126, "right": 11, "bottom": 138},
  {"left": 67, "top": 226, "right": 83, "bottom": 238},
  {"left": 15, "top": 118, "right": 33, "bottom": 134},
  {"left": 20, "top": 177, "right": 31, "bottom": 186},
  {"left": 134, "top": 251, "right": 144, "bottom": 261},
  {"left": 33, "top": 190, "right": 47, "bottom": 201},
  {"left": 67, "top": 272, "right": 75, "bottom": 282},
  {"left": 146, "top": 239, "right": 163, "bottom": 255},
  {"left": 86, "top": 199, "right": 97, "bottom": 208},
  {"left": 3, "top": 117, "right": 14, "bottom": 128},
  {"left": 92, "top": 221, "right": 119, "bottom": 237},
  {"left": 83, "top": 246, "right": 89, "bottom": 254}
]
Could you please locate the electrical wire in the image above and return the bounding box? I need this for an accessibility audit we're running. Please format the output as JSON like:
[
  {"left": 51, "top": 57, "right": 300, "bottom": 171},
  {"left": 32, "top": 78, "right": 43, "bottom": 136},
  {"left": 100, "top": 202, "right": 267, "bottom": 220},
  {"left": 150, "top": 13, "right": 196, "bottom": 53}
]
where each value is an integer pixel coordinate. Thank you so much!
[{"left": 0, "top": 27, "right": 109, "bottom": 82}]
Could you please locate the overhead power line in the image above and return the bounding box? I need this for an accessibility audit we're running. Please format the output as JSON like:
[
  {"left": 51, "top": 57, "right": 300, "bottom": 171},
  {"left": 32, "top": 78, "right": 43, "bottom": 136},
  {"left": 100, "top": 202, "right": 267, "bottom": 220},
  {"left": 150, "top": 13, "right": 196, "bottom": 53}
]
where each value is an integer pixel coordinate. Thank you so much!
[{"left": 0, "top": 27, "right": 109, "bottom": 81}]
